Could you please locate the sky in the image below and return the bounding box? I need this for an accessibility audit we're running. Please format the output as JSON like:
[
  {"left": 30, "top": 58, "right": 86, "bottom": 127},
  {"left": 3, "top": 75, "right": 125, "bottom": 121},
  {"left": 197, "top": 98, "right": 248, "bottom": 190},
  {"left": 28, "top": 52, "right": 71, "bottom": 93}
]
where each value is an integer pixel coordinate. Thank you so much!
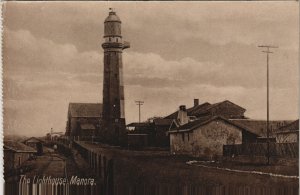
[{"left": 2, "top": 2, "right": 299, "bottom": 136}]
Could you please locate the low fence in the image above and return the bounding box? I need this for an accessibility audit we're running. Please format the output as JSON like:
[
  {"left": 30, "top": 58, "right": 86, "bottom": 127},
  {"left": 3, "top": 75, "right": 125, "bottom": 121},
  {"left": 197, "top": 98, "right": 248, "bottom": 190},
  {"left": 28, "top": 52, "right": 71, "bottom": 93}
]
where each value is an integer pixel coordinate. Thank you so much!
[
  {"left": 223, "top": 142, "right": 298, "bottom": 158},
  {"left": 73, "top": 141, "right": 114, "bottom": 195}
]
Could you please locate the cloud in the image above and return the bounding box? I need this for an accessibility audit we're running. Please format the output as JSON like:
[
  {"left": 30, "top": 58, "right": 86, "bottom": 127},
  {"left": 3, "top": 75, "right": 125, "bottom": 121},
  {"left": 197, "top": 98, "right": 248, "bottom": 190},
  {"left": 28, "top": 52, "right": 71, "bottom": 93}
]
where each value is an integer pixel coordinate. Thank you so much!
[
  {"left": 4, "top": 28, "right": 102, "bottom": 74},
  {"left": 123, "top": 49, "right": 298, "bottom": 90},
  {"left": 3, "top": 2, "right": 298, "bottom": 136},
  {"left": 4, "top": 2, "right": 298, "bottom": 53}
]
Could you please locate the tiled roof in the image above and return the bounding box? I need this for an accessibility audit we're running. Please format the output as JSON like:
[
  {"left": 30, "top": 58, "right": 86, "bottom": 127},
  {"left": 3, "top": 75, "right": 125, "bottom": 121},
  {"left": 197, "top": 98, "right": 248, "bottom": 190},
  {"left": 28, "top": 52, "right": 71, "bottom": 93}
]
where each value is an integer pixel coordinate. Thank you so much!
[
  {"left": 276, "top": 119, "right": 299, "bottom": 133},
  {"left": 173, "top": 116, "right": 212, "bottom": 131},
  {"left": 153, "top": 118, "right": 173, "bottom": 126},
  {"left": 68, "top": 103, "right": 102, "bottom": 117},
  {"left": 188, "top": 102, "right": 211, "bottom": 116},
  {"left": 164, "top": 100, "right": 245, "bottom": 119},
  {"left": 23, "top": 137, "right": 44, "bottom": 143},
  {"left": 192, "top": 100, "right": 246, "bottom": 117},
  {"left": 169, "top": 116, "right": 259, "bottom": 136},
  {"left": 4, "top": 141, "right": 37, "bottom": 153},
  {"left": 229, "top": 119, "right": 294, "bottom": 137},
  {"left": 164, "top": 102, "right": 211, "bottom": 119}
]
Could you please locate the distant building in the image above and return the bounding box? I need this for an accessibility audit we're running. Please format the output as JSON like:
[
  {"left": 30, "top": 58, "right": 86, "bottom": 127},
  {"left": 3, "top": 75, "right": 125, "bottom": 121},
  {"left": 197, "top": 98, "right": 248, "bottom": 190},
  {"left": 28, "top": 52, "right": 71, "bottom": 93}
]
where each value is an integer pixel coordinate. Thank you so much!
[
  {"left": 165, "top": 99, "right": 247, "bottom": 121},
  {"left": 168, "top": 116, "right": 259, "bottom": 158},
  {"left": 275, "top": 119, "right": 299, "bottom": 143},
  {"left": 4, "top": 141, "right": 36, "bottom": 175},
  {"left": 23, "top": 137, "right": 44, "bottom": 155},
  {"left": 152, "top": 118, "right": 173, "bottom": 147},
  {"left": 127, "top": 118, "right": 173, "bottom": 147},
  {"left": 65, "top": 103, "right": 102, "bottom": 138},
  {"left": 127, "top": 122, "right": 152, "bottom": 132}
]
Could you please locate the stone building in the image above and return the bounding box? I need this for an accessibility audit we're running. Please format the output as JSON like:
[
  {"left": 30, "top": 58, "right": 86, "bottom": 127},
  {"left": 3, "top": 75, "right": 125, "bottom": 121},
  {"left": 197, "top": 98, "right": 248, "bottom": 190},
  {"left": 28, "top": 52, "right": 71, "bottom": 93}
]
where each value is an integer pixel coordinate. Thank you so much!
[
  {"left": 4, "top": 141, "right": 36, "bottom": 176},
  {"left": 65, "top": 103, "right": 102, "bottom": 138},
  {"left": 168, "top": 116, "right": 258, "bottom": 158}
]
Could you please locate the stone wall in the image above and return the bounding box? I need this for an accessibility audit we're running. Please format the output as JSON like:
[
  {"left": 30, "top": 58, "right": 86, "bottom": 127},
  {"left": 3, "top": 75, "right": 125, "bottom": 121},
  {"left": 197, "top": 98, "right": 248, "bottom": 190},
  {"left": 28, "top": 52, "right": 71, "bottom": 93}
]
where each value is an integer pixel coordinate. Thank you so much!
[{"left": 170, "top": 119, "right": 242, "bottom": 158}]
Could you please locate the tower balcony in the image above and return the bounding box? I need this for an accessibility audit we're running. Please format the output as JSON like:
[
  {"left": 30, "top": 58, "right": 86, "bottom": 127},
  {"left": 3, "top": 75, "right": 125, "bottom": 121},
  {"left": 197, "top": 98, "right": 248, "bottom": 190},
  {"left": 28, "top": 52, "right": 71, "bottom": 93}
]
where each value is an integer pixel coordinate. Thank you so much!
[
  {"left": 102, "top": 42, "right": 130, "bottom": 50},
  {"left": 102, "top": 42, "right": 123, "bottom": 49}
]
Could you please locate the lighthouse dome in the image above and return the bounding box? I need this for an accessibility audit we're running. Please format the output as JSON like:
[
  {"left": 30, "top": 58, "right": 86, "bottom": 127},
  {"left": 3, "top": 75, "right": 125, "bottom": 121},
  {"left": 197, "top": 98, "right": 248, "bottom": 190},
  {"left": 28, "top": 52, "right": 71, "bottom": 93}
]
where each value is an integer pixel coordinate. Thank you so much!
[
  {"left": 105, "top": 10, "right": 121, "bottom": 23},
  {"left": 104, "top": 9, "right": 122, "bottom": 38}
]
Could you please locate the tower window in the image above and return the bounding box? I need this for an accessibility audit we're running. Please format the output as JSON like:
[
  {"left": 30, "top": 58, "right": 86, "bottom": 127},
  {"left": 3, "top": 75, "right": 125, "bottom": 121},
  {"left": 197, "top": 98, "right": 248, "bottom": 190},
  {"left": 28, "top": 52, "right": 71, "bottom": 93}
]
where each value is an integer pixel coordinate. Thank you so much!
[
  {"left": 116, "top": 38, "right": 118, "bottom": 42},
  {"left": 109, "top": 37, "right": 111, "bottom": 42}
]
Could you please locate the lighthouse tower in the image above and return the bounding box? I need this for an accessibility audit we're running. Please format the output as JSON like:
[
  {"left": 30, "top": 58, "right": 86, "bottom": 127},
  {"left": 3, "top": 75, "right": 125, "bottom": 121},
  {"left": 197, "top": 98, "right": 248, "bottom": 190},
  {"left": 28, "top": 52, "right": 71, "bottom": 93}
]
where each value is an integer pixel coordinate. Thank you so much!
[{"left": 101, "top": 9, "right": 130, "bottom": 145}]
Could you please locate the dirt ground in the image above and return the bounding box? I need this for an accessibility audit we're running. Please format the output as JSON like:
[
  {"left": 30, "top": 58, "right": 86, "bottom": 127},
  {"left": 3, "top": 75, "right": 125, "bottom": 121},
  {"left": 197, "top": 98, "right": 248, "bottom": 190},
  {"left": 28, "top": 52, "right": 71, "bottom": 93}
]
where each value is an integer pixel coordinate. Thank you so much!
[{"left": 78, "top": 142, "right": 299, "bottom": 190}]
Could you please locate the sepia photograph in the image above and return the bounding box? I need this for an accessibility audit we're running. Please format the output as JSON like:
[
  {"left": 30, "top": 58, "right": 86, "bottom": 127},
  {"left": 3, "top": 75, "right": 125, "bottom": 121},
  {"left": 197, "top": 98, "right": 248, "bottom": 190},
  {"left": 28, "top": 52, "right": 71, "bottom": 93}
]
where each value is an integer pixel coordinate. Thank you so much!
[{"left": 2, "top": 1, "right": 299, "bottom": 195}]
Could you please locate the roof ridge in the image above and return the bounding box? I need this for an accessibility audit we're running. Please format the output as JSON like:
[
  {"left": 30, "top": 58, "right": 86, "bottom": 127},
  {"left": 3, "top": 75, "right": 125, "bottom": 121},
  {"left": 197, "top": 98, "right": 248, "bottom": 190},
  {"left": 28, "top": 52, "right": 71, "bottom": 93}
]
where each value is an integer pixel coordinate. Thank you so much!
[{"left": 170, "top": 115, "right": 259, "bottom": 136}]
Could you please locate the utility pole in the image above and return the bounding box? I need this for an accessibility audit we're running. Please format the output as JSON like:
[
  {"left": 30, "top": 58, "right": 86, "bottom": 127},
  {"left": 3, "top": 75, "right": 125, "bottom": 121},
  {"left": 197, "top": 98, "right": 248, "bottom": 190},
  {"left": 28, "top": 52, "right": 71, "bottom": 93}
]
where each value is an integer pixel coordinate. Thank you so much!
[
  {"left": 135, "top": 100, "right": 144, "bottom": 123},
  {"left": 258, "top": 45, "right": 278, "bottom": 165}
]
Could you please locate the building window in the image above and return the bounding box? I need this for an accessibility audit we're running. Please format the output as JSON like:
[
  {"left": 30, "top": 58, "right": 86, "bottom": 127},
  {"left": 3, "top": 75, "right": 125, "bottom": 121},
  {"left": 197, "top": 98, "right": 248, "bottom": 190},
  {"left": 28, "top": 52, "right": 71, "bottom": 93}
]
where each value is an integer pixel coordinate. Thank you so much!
[
  {"left": 116, "top": 38, "right": 118, "bottom": 42},
  {"left": 109, "top": 37, "right": 111, "bottom": 42},
  {"left": 182, "top": 133, "right": 184, "bottom": 142},
  {"left": 187, "top": 133, "right": 190, "bottom": 141}
]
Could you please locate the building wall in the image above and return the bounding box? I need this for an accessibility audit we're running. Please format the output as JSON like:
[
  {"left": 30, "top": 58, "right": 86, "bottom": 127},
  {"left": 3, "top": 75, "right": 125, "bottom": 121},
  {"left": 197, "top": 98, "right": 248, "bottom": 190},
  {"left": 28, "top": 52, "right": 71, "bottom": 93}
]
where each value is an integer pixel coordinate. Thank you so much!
[
  {"left": 170, "top": 119, "right": 242, "bottom": 158},
  {"left": 69, "top": 117, "right": 100, "bottom": 136},
  {"left": 276, "top": 132, "right": 299, "bottom": 143},
  {"left": 70, "top": 118, "right": 78, "bottom": 136},
  {"left": 80, "top": 129, "right": 96, "bottom": 137},
  {"left": 25, "top": 142, "right": 37, "bottom": 149},
  {"left": 4, "top": 151, "right": 33, "bottom": 174},
  {"left": 154, "top": 126, "right": 170, "bottom": 147},
  {"left": 127, "top": 135, "right": 148, "bottom": 148},
  {"left": 13, "top": 153, "right": 32, "bottom": 169},
  {"left": 4, "top": 150, "right": 14, "bottom": 173}
]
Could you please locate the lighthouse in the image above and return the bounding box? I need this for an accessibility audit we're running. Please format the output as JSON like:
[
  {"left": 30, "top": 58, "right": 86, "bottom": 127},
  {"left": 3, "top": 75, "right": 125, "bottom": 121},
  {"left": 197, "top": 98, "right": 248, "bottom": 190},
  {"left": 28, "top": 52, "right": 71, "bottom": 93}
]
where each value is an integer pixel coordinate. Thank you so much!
[{"left": 101, "top": 9, "right": 130, "bottom": 145}]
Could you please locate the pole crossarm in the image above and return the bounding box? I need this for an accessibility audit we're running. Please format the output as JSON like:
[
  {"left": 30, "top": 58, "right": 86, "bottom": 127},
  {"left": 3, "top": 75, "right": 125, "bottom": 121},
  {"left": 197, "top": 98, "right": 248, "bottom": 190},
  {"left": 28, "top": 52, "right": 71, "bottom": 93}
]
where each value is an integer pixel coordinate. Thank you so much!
[
  {"left": 262, "top": 51, "right": 273, "bottom": 54},
  {"left": 135, "top": 100, "right": 144, "bottom": 123}
]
